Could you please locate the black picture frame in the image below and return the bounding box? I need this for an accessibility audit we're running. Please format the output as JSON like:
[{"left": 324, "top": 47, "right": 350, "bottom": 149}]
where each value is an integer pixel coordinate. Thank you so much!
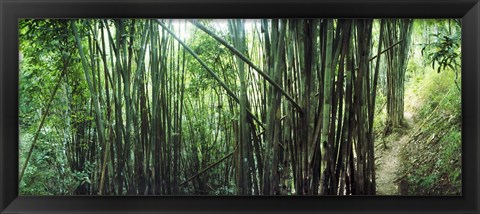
[{"left": 1, "top": 0, "right": 479, "bottom": 213}]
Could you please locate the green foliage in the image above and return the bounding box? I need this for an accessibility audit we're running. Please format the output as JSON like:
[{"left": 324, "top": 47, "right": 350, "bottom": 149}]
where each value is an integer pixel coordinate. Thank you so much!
[
  {"left": 187, "top": 30, "right": 234, "bottom": 94},
  {"left": 18, "top": 18, "right": 462, "bottom": 196},
  {"left": 213, "top": 186, "right": 236, "bottom": 195},
  {"left": 19, "top": 132, "right": 77, "bottom": 195},
  {"left": 421, "top": 20, "right": 461, "bottom": 74},
  {"left": 399, "top": 66, "right": 461, "bottom": 195},
  {"left": 409, "top": 67, "right": 460, "bottom": 120},
  {"left": 372, "top": 92, "right": 387, "bottom": 134},
  {"left": 19, "top": 19, "right": 89, "bottom": 195},
  {"left": 420, "top": 19, "right": 461, "bottom": 92}
]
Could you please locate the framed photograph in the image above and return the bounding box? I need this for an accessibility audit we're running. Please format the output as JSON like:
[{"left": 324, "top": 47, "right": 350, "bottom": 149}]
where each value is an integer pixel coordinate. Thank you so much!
[{"left": 1, "top": 0, "right": 479, "bottom": 213}]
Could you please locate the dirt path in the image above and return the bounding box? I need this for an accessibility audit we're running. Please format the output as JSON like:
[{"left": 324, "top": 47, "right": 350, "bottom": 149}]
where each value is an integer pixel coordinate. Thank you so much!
[{"left": 375, "top": 112, "right": 413, "bottom": 195}]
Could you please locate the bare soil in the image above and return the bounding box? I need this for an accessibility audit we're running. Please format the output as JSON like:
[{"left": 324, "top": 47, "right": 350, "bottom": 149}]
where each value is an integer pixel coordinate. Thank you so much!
[{"left": 375, "top": 112, "right": 413, "bottom": 195}]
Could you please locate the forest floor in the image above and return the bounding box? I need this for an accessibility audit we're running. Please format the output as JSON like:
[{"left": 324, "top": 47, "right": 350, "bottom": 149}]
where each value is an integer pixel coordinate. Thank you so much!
[{"left": 375, "top": 111, "right": 414, "bottom": 195}]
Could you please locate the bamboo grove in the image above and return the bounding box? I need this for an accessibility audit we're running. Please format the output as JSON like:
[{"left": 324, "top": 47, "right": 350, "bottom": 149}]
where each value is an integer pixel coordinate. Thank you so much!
[{"left": 19, "top": 18, "right": 426, "bottom": 195}]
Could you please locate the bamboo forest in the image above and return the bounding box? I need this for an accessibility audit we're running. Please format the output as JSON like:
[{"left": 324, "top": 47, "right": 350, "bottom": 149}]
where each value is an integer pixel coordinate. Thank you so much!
[{"left": 18, "top": 19, "right": 461, "bottom": 196}]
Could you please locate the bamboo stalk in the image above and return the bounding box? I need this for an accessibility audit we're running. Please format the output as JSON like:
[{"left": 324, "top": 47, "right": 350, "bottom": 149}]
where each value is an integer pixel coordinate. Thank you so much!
[
  {"left": 155, "top": 19, "right": 265, "bottom": 129},
  {"left": 189, "top": 20, "right": 303, "bottom": 113}
]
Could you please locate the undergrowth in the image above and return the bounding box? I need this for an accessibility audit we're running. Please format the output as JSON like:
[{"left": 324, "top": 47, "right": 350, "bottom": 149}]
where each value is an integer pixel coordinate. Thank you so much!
[{"left": 397, "top": 68, "right": 461, "bottom": 195}]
